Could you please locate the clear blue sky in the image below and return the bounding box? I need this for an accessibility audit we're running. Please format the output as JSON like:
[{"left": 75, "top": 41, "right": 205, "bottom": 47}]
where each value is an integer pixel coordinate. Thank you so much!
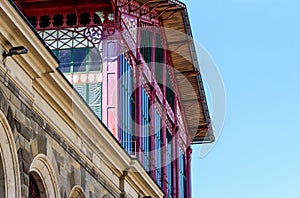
[{"left": 183, "top": 1, "right": 300, "bottom": 198}]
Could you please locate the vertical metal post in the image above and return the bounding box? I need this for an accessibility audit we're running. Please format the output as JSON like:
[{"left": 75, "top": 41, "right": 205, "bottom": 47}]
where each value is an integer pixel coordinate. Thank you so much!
[
  {"left": 135, "top": 18, "right": 143, "bottom": 164},
  {"left": 171, "top": 125, "right": 178, "bottom": 198},
  {"left": 186, "top": 146, "right": 192, "bottom": 198},
  {"left": 161, "top": 31, "right": 168, "bottom": 196},
  {"left": 150, "top": 25, "right": 156, "bottom": 180},
  {"left": 134, "top": 61, "right": 142, "bottom": 163}
]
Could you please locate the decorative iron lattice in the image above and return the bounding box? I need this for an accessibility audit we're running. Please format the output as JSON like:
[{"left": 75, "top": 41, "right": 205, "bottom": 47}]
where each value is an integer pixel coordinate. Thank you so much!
[
  {"left": 121, "top": 16, "right": 137, "bottom": 54},
  {"left": 38, "top": 26, "right": 103, "bottom": 50},
  {"left": 27, "top": 11, "right": 103, "bottom": 30}
]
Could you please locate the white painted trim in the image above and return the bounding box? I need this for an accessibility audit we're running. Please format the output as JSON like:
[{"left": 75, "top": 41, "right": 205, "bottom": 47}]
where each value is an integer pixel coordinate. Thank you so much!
[
  {"left": 0, "top": 110, "right": 21, "bottom": 198},
  {"left": 30, "top": 154, "right": 61, "bottom": 198},
  {"left": 69, "top": 185, "right": 86, "bottom": 198}
]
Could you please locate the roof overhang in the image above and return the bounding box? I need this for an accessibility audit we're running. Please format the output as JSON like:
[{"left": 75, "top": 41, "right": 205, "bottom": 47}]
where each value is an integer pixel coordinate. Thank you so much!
[{"left": 135, "top": 0, "right": 215, "bottom": 144}]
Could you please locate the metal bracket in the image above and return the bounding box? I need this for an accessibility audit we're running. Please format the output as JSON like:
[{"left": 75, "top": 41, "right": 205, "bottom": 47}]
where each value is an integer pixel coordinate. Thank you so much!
[
  {"left": 140, "top": 2, "right": 170, "bottom": 16},
  {"left": 129, "top": 0, "right": 157, "bottom": 12},
  {"left": 150, "top": 5, "right": 178, "bottom": 19},
  {"left": 117, "top": 0, "right": 133, "bottom": 8}
]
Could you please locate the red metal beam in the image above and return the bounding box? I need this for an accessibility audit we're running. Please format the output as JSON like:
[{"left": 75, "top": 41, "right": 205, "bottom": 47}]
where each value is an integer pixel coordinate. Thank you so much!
[
  {"left": 117, "top": 0, "right": 133, "bottom": 8},
  {"left": 186, "top": 146, "right": 192, "bottom": 198},
  {"left": 140, "top": 2, "right": 170, "bottom": 16},
  {"left": 15, "top": 1, "right": 111, "bottom": 16},
  {"left": 150, "top": 5, "right": 178, "bottom": 19},
  {"left": 130, "top": 0, "right": 157, "bottom": 12}
]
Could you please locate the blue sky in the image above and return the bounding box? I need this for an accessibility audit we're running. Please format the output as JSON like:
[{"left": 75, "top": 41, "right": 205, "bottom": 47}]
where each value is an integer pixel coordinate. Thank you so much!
[{"left": 182, "top": 1, "right": 300, "bottom": 198}]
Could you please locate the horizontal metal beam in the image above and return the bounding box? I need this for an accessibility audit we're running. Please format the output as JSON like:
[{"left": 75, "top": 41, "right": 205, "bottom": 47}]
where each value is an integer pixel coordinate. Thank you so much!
[
  {"left": 117, "top": 0, "right": 133, "bottom": 8},
  {"left": 129, "top": 0, "right": 156, "bottom": 12},
  {"left": 150, "top": 5, "right": 178, "bottom": 19},
  {"left": 141, "top": 2, "right": 170, "bottom": 16}
]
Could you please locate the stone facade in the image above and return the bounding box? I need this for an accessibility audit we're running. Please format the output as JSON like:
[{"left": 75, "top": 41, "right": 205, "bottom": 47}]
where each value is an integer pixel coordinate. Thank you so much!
[
  {"left": 0, "top": 1, "right": 164, "bottom": 197},
  {"left": 0, "top": 60, "right": 116, "bottom": 198}
]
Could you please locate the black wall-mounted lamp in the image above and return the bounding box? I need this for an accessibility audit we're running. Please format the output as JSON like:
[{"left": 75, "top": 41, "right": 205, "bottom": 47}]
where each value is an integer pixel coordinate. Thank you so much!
[{"left": 3, "top": 46, "right": 28, "bottom": 58}]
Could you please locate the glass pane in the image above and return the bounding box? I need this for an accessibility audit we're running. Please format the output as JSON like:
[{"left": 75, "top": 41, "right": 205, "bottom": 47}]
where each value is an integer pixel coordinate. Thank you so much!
[
  {"left": 58, "top": 49, "right": 71, "bottom": 73},
  {"left": 156, "top": 34, "right": 163, "bottom": 88},
  {"left": 88, "top": 48, "right": 102, "bottom": 71},
  {"left": 73, "top": 48, "right": 87, "bottom": 72},
  {"left": 166, "top": 72, "right": 175, "bottom": 110},
  {"left": 88, "top": 83, "right": 102, "bottom": 118},
  {"left": 141, "top": 30, "right": 152, "bottom": 64},
  {"left": 73, "top": 84, "right": 87, "bottom": 101}
]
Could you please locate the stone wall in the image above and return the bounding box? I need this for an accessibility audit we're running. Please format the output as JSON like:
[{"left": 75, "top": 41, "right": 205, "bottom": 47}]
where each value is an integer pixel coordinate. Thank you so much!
[{"left": 0, "top": 69, "right": 115, "bottom": 198}]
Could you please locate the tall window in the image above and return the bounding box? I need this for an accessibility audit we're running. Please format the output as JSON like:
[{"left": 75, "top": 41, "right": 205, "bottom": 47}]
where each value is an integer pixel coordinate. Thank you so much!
[
  {"left": 166, "top": 130, "right": 173, "bottom": 198},
  {"left": 53, "top": 48, "right": 102, "bottom": 73},
  {"left": 120, "top": 55, "right": 135, "bottom": 155},
  {"left": 141, "top": 88, "right": 151, "bottom": 171},
  {"left": 179, "top": 149, "right": 187, "bottom": 198},
  {"left": 53, "top": 47, "right": 102, "bottom": 118},
  {"left": 166, "top": 70, "right": 175, "bottom": 110},
  {"left": 140, "top": 29, "right": 152, "bottom": 64},
  {"left": 155, "top": 33, "right": 164, "bottom": 89},
  {"left": 155, "top": 110, "right": 162, "bottom": 187},
  {"left": 73, "top": 83, "right": 102, "bottom": 118},
  {"left": 38, "top": 25, "right": 103, "bottom": 120}
]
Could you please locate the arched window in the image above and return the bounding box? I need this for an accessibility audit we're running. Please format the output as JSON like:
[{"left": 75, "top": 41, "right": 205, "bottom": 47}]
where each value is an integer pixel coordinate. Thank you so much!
[
  {"left": 0, "top": 153, "right": 5, "bottom": 198},
  {"left": 0, "top": 109, "right": 21, "bottom": 198},
  {"left": 29, "top": 173, "right": 42, "bottom": 198},
  {"left": 29, "top": 154, "right": 60, "bottom": 198},
  {"left": 69, "top": 185, "right": 85, "bottom": 198}
]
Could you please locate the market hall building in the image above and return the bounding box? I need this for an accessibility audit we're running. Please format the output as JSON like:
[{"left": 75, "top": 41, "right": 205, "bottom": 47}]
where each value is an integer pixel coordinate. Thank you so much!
[{"left": 0, "top": 0, "right": 214, "bottom": 197}]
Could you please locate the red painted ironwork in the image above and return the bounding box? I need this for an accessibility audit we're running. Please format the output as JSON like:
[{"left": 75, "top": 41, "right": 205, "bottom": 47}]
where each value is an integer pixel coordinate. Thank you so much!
[
  {"left": 150, "top": 5, "right": 178, "bottom": 19},
  {"left": 186, "top": 146, "right": 192, "bottom": 198},
  {"left": 119, "top": 12, "right": 191, "bottom": 196},
  {"left": 172, "top": 126, "right": 179, "bottom": 198},
  {"left": 129, "top": 0, "right": 156, "bottom": 12},
  {"left": 121, "top": 16, "right": 138, "bottom": 56},
  {"left": 27, "top": 12, "right": 104, "bottom": 30},
  {"left": 161, "top": 28, "right": 168, "bottom": 197},
  {"left": 198, "top": 98, "right": 205, "bottom": 103},
  {"left": 149, "top": 83, "right": 156, "bottom": 180},
  {"left": 118, "top": 0, "right": 133, "bottom": 8},
  {"left": 15, "top": 0, "right": 111, "bottom": 17},
  {"left": 140, "top": 2, "right": 170, "bottom": 16},
  {"left": 134, "top": 64, "right": 143, "bottom": 163}
]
